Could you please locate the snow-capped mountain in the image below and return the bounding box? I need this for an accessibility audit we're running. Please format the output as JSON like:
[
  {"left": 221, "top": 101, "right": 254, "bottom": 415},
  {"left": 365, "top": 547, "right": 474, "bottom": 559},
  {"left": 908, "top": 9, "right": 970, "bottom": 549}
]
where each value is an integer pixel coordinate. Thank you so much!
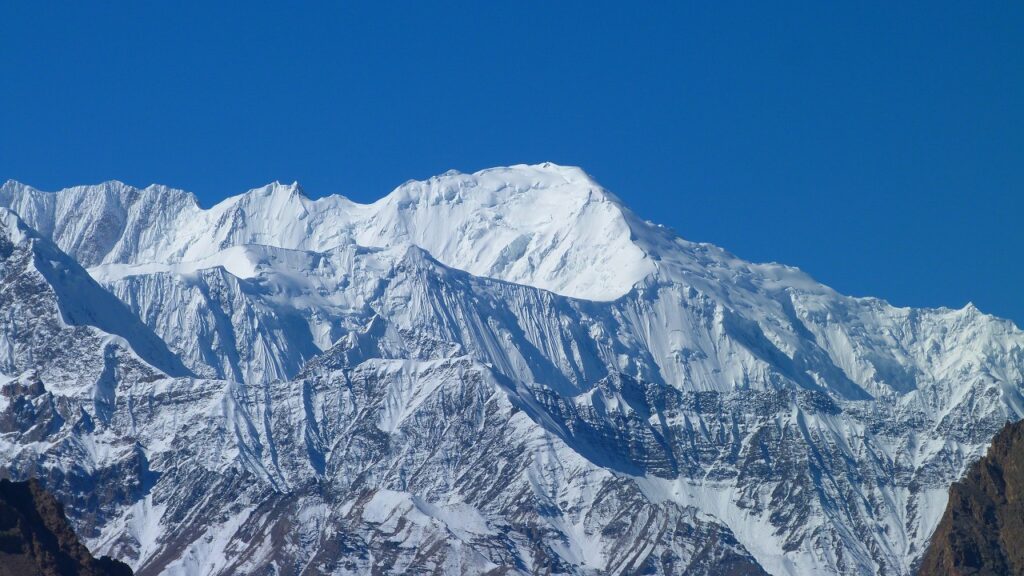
[{"left": 0, "top": 164, "right": 1022, "bottom": 575}]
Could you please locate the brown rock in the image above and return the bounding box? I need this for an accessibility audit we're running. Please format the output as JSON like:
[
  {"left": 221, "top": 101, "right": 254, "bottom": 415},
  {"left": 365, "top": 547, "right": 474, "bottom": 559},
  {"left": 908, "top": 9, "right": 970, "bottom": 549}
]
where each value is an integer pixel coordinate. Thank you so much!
[
  {"left": 919, "top": 419, "right": 1024, "bottom": 576},
  {"left": 0, "top": 478, "right": 132, "bottom": 576}
]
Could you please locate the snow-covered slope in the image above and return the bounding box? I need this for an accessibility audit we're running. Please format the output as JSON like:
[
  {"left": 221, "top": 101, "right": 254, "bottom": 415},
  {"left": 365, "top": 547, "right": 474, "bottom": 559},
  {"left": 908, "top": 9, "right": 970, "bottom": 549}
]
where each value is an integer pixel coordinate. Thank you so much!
[
  {"left": 0, "top": 165, "right": 1022, "bottom": 576},
  {"left": 2, "top": 164, "right": 653, "bottom": 301},
  {"left": 0, "top": 207, "right": 187, "bottom": 386}
]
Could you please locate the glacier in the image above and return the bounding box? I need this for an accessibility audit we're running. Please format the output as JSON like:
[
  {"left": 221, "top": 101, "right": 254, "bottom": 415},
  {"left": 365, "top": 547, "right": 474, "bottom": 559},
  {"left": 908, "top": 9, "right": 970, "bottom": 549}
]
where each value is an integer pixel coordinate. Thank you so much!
[{"left": 0, "top": 163, "right": 1022, "bottom": 575}]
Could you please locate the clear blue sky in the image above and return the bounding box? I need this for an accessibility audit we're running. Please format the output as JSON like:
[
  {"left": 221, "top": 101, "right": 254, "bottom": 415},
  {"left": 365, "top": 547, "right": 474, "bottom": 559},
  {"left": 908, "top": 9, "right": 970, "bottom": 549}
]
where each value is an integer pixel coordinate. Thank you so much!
[{"left": 2, "top": 2, "right": 1022, "bottom": 324}]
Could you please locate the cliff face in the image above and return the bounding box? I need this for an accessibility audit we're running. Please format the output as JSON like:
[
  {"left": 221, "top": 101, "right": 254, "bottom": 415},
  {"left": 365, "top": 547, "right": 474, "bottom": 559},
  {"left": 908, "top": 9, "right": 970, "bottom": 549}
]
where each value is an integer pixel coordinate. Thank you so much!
[
  {"left": 0, "top": 479, "right": 132, "bottom": 576},
  {"left": 919, "top": 420, "right": 1024, "bottom": 576},
  {"left": 4, "top": 170, "right": 1024, "bottom": 575}
]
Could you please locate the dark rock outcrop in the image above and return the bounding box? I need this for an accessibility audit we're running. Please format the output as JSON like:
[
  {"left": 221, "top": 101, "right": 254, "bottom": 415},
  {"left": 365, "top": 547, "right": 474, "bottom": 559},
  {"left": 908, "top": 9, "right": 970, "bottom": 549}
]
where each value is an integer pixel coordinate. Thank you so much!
[
  {"left": 0, "top": 478, "right": 132, "bottom": 576},
  {"left": 919, "top": 419, "right": 1024, "bottom": 576}
]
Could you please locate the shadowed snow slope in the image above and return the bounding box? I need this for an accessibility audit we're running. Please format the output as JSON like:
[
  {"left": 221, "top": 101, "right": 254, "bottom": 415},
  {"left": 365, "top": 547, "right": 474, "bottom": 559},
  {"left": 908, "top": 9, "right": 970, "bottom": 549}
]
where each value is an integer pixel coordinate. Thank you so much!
[{"left": 0, "top": 165, "right": 1021, "bottom": 576}]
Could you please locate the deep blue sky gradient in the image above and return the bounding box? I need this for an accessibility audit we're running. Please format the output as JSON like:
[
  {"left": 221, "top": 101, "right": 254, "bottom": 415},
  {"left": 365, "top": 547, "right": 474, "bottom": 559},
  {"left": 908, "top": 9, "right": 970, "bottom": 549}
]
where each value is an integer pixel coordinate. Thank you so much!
[{"left": 2, "top": 2, "right": 1022, "bottom": 323}]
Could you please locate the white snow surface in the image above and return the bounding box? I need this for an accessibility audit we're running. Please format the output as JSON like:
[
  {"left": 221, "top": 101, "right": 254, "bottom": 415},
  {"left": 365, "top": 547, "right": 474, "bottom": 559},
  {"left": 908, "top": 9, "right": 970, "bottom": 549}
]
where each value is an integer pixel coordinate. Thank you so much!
[
  {"left": 1, "top": 164, "right": 1023, "bottom": 576},
  {"left": 2, "top": 164, "right": 656, "bottom": 301}
]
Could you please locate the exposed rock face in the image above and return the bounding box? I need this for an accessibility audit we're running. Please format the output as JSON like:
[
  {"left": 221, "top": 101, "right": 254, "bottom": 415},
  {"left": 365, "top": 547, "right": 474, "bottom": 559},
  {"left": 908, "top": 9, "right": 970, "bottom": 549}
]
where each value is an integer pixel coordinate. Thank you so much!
[
  {"left": 0, "top": 478, "right": 132, "bottom": 576},
  {"left": 918, "top": 420, "right": 1024, "bottom": 576},
  {"left": 0, "top": 166, "right": 1023, "bottom": 575}
]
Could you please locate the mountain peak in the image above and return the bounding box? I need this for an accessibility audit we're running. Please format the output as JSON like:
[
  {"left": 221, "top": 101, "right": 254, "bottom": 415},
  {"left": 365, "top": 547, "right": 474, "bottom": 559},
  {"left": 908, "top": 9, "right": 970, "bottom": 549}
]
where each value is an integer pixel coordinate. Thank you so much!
[
  {"left": 2, "top": 165, "right": 1024, "bottom": 576},
  {"left": 388, "top": 163, "right": 620, "bottom": 207},
  {"left": 0, "top": 206, "right": 33, "bottom": 244},
  {"left": 244, "top": 180, "right": 306, "bottom": 198},
  {"left": 0, "top": 166, "right": 655, "bottom": 300},
  {"left": 356, "top": 163, "right": 651, "bottom": 300},
  {"left": 0, "top": 166, "right": 831, "bottom": 302}
]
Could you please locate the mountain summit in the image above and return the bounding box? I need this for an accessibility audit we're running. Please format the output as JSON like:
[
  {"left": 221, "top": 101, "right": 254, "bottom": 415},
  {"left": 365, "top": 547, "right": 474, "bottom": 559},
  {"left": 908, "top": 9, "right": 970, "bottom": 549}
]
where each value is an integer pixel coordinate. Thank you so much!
[
  {"left": 3, "top": 164, "right": 654, "bottom": 301},
  {"left": 0, "top": 165, "right": 1021, "bottom": 575}
]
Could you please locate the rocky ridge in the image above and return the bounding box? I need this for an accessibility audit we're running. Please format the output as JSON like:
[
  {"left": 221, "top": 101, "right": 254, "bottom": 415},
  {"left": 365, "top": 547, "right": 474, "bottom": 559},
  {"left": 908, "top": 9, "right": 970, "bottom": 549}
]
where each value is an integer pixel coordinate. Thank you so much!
[
  {"left": 0, "top": 478, "right": 132, "bottom": 576},
  {"left": 918, "top": 419, "right": 1024, "bottom": 575},
  {"left": 0, "top": 165, "right": 1020, "bottom": 575}
]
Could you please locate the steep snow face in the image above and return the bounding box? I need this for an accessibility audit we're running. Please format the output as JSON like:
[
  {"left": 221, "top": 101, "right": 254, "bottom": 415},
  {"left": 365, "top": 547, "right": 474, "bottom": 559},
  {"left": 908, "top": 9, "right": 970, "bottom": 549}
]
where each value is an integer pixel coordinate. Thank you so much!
[
  {"left": 352, "top": 165, "right": 655, "bottom": 301},
  {"left": 2, "top": 164, "right": 654, "bottom": 301},
  {"left": 96, "top": 243, "right": 395, "bottom": 384},
  {"left": 1, "top": 166, "right": 1024, "bottom": 576},
  {"left": 0, "top": 208, "right": 188, "bottom": 382},
  {"left": 0, "top": 181, "right": 201, "bottom": 268}
]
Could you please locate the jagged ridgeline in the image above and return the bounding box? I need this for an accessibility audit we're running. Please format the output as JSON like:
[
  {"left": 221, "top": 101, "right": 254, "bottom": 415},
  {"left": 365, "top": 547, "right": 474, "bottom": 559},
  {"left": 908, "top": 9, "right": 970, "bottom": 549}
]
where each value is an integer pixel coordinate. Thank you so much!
[{"left": 0, "top": 164, "right": 1022, "bottom": 575}]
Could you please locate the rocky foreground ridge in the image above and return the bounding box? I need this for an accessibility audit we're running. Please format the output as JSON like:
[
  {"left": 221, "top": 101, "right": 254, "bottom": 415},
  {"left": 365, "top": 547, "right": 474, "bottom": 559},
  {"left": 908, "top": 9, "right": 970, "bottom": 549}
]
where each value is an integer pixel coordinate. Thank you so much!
[
  {"left": 918, "top": 419, "right": 1024, "bottom": 576},
  {"left": 0, "top": 478, "right": 132, "bottom": 576}
]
